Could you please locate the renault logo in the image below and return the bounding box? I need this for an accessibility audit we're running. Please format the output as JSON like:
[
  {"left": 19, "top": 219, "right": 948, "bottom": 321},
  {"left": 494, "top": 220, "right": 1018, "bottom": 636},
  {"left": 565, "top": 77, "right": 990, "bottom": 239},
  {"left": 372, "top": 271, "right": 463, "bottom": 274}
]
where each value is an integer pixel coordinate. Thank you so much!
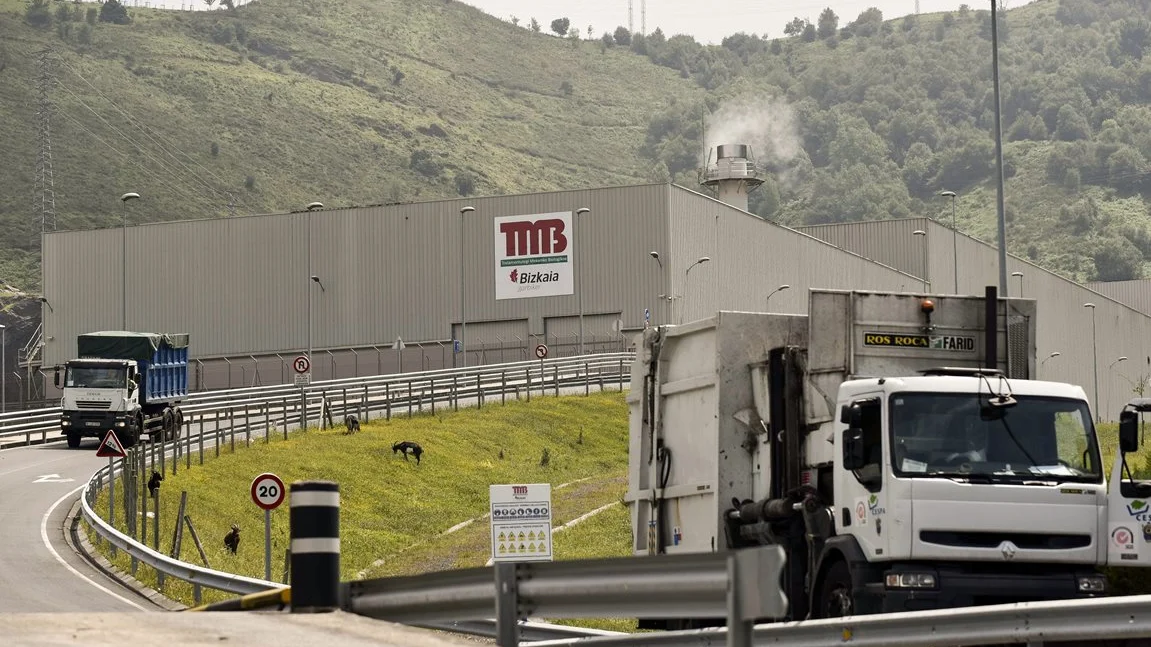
[{"left": 999, "top": 541, "right": 1018, "bottom": 560}]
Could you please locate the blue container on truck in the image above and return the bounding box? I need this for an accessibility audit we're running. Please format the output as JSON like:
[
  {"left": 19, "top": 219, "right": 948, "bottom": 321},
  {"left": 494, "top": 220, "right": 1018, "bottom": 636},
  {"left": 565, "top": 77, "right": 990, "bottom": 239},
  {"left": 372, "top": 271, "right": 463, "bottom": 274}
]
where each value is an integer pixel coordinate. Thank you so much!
[{"left": 57, "top": 331, "right": 190, "bottom": 448}]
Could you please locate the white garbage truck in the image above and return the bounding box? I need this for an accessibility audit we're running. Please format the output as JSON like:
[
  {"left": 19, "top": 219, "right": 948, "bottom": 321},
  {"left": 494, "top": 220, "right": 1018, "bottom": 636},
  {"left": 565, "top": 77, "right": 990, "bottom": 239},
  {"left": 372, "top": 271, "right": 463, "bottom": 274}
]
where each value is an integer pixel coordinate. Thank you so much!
[{"left": 626, "top": 287, "right": 1151, "bottom": 629}]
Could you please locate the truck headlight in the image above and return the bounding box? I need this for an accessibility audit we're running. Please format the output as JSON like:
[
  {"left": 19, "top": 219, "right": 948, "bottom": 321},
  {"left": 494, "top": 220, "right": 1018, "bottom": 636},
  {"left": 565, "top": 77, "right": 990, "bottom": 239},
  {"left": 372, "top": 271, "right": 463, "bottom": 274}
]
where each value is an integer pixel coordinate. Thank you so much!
[
  {"left": 115, "top": 421, "right": 125, "bottom": 428},
  {"left": 885, "top": 572, "right": 937, "bottom": 589},
  {"left": 61, "top": 420, "right": 70, "bottom": 426},
  {"left": 1078, "top": 576, "right": 1106, "bottom": 593}
]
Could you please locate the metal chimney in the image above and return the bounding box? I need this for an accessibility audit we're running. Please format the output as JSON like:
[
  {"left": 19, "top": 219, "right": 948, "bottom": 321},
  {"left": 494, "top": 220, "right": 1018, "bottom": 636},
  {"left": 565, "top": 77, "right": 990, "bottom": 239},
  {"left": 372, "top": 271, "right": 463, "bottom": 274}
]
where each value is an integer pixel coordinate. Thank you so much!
[{"left": 700, "top": 144, "right": 764, "bottom": 212}]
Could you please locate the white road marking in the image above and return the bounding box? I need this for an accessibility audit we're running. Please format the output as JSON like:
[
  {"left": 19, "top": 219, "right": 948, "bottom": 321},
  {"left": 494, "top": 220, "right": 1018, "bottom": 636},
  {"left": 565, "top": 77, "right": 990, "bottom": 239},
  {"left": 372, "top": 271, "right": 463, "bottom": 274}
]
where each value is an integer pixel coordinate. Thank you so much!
[
  {"left": 34, "top": 474, "right": 75, "bottom": 483},
  {"left": 40, "top": 483, "right": 149, "bottom": 611}
]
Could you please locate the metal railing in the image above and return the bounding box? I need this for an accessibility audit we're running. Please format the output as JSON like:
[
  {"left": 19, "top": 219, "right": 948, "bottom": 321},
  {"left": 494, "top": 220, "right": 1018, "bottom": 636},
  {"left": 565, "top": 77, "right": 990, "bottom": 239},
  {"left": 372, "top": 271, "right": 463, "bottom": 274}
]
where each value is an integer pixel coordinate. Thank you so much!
[
  {"left": 74, "top": 353, "right": 633, "bottom": 593},
  {"left": 1, "top": 352, "right": 635, "bottom": 449}
]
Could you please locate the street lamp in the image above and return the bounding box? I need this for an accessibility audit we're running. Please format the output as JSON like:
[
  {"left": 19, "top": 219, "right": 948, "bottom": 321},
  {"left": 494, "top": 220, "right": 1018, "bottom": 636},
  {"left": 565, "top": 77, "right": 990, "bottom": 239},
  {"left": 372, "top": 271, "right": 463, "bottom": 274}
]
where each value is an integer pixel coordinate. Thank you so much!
[
  {"left": 1041, "top": 351, "right": 1061, "bottom": 367},
  {"left": 1011, "top": 271, "right": 1024, "bottom": 297},
  {"left": 1084, "top": 303, "right": 1099, "bottom": 420},
  {"left": 681, "top": 256, "right": 710, "bottom": 324},
  {"left": 649, "top": 251, "right": 663, "bottom": 268},
  {"left": 305, "top": 201, "right": 324, "bottom": 366},
  {"left": 1, "top": 323, "right": 6, "bottom": 413},
  {"left": 1109, "top": 356, "right": 1129, "bottom": 416},
  {"left": 459, "top": 206, "right": 475, "bottom": 367},
  {"left": 575, "top": 207, "right": 590, "bottom": 355},
  {"left": 120, "top": 192, "right": 140, "bottom": 330},
  {"left": 766, "top": 284, "right": 790, "bottom": 311},
  {"left": 650, "top": 252, "right": 666, "bottom": 323},
  {"left": 940, "top": 190, "right": 958, "bottom": 294},
  {"left": 912, "top": 230, "right": 929, "bottom": 291}
]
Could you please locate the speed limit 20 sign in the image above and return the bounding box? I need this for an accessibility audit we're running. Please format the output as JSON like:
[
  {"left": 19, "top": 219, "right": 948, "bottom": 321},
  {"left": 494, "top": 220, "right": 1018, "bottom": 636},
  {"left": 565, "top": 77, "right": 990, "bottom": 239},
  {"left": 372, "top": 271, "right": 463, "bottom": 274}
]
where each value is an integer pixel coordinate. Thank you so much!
[{"left": 251, "top": 472, "right": 286, "bottom": 510}]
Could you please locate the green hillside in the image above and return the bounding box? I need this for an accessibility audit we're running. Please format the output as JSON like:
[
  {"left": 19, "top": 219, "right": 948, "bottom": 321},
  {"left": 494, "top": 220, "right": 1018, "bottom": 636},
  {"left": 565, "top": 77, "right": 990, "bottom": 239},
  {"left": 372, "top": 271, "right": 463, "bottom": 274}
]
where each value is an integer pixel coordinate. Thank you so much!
[
  {"left": 627, "top": 0, "right": 1151, "bottom": 283},
  {"left": 0, "top": 0, "right": 701, "bottom": 288},
  {"left": 5, "top": 0, "right": 1151, "bottom": 291}
]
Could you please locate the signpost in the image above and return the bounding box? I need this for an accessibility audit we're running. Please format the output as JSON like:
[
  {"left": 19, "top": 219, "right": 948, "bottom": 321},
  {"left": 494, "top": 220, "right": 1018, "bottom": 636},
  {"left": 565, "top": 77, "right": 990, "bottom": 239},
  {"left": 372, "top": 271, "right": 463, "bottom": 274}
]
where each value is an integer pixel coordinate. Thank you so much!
[
  {"left": 251, "top": 472, "right": 286, "bottom": 581},
  {"left": 97, "top": 430, "right": 127, "bottom": 554},
  {"left": 534, "top": 344, "right": 548, "bottom": 396},
  {"left": 293, "top": 354, "right": 312, "bottom": 386},
  {"left": 294, "top": 355, "right": 310, "bottom": 430},
  {"left": 489, "top": 483, "right": 553, "bottom": 563}
]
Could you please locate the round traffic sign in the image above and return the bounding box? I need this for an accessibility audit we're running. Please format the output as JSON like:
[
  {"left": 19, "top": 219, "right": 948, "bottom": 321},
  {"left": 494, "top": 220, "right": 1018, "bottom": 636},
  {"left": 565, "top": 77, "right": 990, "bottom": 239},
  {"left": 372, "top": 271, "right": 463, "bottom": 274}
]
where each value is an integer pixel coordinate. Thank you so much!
[
  {"left": 534, "top": 344, "right": 548, "bottom": 359},
  {"left": 293, "top": 355, "right": 311, "bottom": 374},
  {"left": 251, "top": 472, "right": 286, "bottom": 510}
]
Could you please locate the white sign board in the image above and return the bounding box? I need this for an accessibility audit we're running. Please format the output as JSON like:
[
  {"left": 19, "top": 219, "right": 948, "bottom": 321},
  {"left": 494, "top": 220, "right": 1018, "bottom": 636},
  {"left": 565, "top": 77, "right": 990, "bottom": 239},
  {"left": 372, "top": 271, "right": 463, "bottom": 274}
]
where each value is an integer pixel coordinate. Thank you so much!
[
  {"left": 493, "top": 212, "right": 574, "bottom": 300},
  {"left": 490, "top": 483, "right": 553, "bottom": 562},
  {"left": 294, "top": 373, "right": 312, "bottom": 387}
]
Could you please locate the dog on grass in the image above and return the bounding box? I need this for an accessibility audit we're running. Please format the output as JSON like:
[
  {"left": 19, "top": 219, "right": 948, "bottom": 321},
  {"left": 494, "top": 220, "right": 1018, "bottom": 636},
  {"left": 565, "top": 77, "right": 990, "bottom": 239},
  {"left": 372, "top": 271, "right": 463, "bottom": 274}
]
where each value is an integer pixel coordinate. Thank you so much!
[
  {"left": 344, "top": 414, "right": 360, "bottom": 434},
  {"left": 392, "top": 440, "right": 423, "bottom": 465}
]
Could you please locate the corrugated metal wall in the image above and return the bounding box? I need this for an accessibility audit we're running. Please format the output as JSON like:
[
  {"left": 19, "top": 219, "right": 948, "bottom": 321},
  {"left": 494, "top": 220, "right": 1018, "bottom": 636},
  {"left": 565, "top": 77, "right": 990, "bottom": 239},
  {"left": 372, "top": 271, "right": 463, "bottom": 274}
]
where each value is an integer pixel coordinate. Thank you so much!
[
  {"left": 800, "top": 218, "right": 1151, "bottom": 421},
  {"left": 667, "top": 187, "right": 924, "bottom": 324},
  {"left": 795, "top": 218, "right": 930, "bottom": 280},
  {"left": 1086, "top": 279, "right": 1151, "bottom": 316},
  {"left": 42, "top": 184, "right": 671, "bottom": 367}
]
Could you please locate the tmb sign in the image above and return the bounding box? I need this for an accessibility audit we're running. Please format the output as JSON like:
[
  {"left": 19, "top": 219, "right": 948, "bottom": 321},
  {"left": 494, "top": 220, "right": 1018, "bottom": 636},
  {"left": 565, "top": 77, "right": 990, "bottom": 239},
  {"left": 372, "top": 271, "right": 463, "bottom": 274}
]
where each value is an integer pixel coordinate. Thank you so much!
[{"left": 493, "top": 212, "right": 574, "bottom": 300}]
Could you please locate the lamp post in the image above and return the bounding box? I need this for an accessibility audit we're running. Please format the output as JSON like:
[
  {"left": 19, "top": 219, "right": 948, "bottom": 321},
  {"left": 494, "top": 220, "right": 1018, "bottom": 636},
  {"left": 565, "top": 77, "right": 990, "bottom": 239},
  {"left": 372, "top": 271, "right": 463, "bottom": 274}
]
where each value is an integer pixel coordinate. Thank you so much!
[
  {"left": 120, "top": 192, "right": 140, "bottom": 330},
  {"left": 305, "top": 202, "right": 324, "bottom": 369},
  {"left": 912, "top": 230, "right": 929, "bottom": 291},
  {"left": 459, "top": 206, "right": 475, "bottom": 367},
  {"left": 681, "top": 256, "right": 710, "bottom": 324},
  {"left": 766, "top": 284, "right": 790, "bottom": 311},
  {"left": 940, "top": 190, "right": 958, "bottom": 294},
  {"left": 1040, "top": 351, "right": 1061, "bottom": 372},
  {"left": 1110, "top": 356, "right": 1129, "bottom": 415},
  {"left": 1012, "top": 271, "right": 1024, "bottom": 297},
  {"left": 650, "top": 251, "right": 666, "bottom": 324},
  {"left": 1084, "top": 302, "right": 1099, "bottom": 421},
  {"left": 1, "top": 323, "right": 6, "bottom": 414},
  {"left": 575, "top": 207, "right": 590, "bottom": 355}
]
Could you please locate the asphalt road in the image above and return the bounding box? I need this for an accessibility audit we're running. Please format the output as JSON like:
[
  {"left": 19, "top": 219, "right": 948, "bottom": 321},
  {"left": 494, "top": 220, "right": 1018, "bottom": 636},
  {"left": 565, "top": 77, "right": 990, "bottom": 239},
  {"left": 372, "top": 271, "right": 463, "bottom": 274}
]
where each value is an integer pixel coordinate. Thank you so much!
[{"left": 0, "top": 438, "right": 155, "bottom": 613}]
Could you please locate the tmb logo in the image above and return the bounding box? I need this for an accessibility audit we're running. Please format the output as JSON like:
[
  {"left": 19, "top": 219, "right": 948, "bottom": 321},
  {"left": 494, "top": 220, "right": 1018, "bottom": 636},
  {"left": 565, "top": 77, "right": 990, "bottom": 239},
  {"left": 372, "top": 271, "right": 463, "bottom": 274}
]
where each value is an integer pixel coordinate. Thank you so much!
[
  {"left": 512, "top": 485, "right": 528, "bottom": 497},
  {"left": 499, "top": 219, "right": 567, "bottom": 257}
]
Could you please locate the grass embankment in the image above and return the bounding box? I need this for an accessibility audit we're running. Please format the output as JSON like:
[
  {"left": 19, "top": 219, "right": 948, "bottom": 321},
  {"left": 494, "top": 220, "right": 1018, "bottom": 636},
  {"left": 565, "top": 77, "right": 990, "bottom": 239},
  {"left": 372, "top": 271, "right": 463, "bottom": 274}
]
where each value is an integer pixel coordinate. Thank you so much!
[{"left": 83, "top": 390, "right": 637, "bottom": 627}]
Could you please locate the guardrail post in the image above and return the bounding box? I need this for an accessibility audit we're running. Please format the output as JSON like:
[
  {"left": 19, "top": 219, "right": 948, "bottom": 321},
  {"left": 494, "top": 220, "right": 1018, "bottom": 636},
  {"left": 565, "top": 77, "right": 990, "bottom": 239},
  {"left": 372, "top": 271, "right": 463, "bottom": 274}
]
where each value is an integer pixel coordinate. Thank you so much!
[
  {"left": 244, "top": 404, "right": 251, "bottom": 448},
  {"left": 585, "top": 362, "right": 590, "bottom": 396},
  {"left": 453, "top": 375, "right": 459, "bottom": 411},
  {"left": 385, "top": 383, "right": 392, "bottom": 421},
  {"left": 525, "top": 369, "right": 531, "bottom": 402},
  {"left": 553, "top": 366, "right": 559, "bottom": 397},
  {"left": 619, "top": 358, "right": 625, "bottom": 391},
  {"left": 495, "top": 562, "right": 520, "bottom": 647},
  {"left": 290, "top": 480, "right": 340, "bottom": 613}
]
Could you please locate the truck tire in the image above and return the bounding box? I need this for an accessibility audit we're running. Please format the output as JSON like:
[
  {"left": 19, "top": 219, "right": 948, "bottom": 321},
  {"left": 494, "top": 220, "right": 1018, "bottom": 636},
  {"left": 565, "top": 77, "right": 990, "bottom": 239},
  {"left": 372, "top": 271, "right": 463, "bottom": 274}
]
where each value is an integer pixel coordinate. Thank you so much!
[
  {"left": 161, "top": 408, "right": 174, "bottom": 442},
  {"left": 66, "top": 432, "right": 81, "bottom": 449},
  {"left": 814, "top": 560, "right": 854, "bottom": 619}
]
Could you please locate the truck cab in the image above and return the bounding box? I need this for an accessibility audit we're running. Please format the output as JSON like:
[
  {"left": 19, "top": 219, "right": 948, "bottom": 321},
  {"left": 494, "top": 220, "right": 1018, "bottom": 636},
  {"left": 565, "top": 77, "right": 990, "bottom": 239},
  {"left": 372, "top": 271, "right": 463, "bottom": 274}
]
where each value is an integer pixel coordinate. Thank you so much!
[
  {"left": 825, "top": 371, "right": 1107, "bottom": 617},
  {"left": 57, "top": 358, "right": 142, "bottom": 448}
]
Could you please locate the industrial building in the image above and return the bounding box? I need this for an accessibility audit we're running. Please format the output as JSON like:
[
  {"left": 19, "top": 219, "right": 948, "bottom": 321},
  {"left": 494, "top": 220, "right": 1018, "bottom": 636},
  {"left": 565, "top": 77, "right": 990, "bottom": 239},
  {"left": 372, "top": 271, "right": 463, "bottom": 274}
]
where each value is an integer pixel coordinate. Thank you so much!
[{"left": 30, "top": 144, "right": 1151, "bottom": 420}]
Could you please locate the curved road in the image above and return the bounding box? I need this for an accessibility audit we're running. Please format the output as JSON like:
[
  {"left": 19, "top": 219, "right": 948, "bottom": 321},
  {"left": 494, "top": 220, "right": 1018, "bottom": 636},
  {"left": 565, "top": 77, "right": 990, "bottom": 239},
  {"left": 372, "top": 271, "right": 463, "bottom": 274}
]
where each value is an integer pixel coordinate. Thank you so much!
[{"left": 0, "top": 438, "right": 154, "bottom": 612}]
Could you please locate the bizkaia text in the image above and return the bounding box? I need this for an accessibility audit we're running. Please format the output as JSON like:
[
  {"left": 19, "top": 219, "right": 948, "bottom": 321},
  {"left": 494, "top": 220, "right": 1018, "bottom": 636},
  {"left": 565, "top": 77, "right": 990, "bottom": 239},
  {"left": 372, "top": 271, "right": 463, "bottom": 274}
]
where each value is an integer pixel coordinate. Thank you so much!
[{"left": 509, "top": 269, "right": 561, "bottom": 284}]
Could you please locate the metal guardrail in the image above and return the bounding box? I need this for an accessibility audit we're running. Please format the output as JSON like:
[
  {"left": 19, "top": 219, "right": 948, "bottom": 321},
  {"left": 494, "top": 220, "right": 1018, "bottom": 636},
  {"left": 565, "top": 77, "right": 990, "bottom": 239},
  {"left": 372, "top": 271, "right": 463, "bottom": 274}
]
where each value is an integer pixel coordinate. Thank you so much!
[
  {"left": 525, "top": 593, "right": 1151, "bottom": 647},
  {"left": 345, "top": 546, "right": 788, "bottom": 646},
  {"left": 1, "top": 352, "right": 635, "bottom": 448},
  {"left": 75, "top": 352, "right": 641, "bottom": 641}
]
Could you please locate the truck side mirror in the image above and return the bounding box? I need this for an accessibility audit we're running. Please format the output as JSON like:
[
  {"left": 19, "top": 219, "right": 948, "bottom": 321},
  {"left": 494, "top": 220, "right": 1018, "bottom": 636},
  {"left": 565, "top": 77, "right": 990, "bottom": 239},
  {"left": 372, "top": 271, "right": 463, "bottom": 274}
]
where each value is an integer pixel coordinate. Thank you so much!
[
  {"left": 127, "top": 379, "right": 137, "bottom": 395},
  {"left": 53, "top": 369, "right": 60, "bottom": 389},
  {"left": 842, "top": 427, "right": 867, "bottom": 471},
  {"left": 1120, "top": 410, "right": 1140, "bottom": 454}
]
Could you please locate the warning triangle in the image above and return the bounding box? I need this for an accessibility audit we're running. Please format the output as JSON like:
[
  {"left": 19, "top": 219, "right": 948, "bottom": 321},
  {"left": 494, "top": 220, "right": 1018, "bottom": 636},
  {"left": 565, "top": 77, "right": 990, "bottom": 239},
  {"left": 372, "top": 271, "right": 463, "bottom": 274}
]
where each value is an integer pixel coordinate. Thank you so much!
[
  {"left": 96, "top": 430, "right": 127, "bottom": 458},
  {"left": 528, "top": 542, "right": 535, "bottom": 552},
  {"left": 498, "top": 532, "right": 506, "bottom": 541},
  {"left": 519, "top": 543, "right": 526, "bottom": 551},
  {"left": 518, "top": 531, "right": 525, "bottom": 541},
  {"left": 528, "top": 531, "right": 536, "bottom": 540}
]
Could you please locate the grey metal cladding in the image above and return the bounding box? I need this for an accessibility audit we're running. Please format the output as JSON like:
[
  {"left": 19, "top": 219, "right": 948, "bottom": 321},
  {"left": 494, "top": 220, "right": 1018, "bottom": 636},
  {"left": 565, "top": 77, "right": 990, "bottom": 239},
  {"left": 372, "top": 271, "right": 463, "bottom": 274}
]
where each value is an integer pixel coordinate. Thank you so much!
[{"left": 42, "top": 184, "right": 671, "bottom": 366}]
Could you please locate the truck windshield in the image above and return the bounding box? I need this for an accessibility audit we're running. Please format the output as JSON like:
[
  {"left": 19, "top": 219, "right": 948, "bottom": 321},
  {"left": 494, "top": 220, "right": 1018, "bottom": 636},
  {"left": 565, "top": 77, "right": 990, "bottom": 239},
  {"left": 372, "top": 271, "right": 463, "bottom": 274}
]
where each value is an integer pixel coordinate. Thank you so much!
[
  {"left": 889, "top": 392, "right": 1102, "bottom": 483},
  {"left": 65, "top": 366, "right": 127, "bottom": 389}
]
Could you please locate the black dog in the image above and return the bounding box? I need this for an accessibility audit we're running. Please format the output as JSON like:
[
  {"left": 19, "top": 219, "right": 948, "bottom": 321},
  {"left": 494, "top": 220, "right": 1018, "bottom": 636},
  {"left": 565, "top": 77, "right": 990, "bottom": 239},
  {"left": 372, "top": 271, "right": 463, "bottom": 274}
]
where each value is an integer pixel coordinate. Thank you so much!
[
  {"left": 392, "top": 441, "right": 423, "bottom": 465},
  {"left": 224, "top": 524, "right": 240, "bottom": 554},
  {"left": 147, "top": 470, "right": 163, "bottom": 498},
  {"left": 344, "top": 414, "right": 360, "bottom": 434}
]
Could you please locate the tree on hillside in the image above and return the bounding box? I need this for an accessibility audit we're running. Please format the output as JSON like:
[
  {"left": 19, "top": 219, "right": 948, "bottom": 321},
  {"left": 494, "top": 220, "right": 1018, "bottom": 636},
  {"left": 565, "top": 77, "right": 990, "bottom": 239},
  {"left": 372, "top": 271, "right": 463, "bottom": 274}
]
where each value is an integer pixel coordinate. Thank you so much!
[
  {"left": 550, "top": 18, "right": 570, "bottom": 36},
  {"left": 98, "top": 0, "right": 131, "bottom": 24},
  {"left": 614, "top": 26, "right": 631, "bottom": 46},
  {"left": 783, "top": 17, "right": 808, "bottom": 36},
  {"left": 817, "top": 8, "right": 839, "bottom": 39},
  {"left": 530, "top": 18, "right": 540, "bottom": 32}
]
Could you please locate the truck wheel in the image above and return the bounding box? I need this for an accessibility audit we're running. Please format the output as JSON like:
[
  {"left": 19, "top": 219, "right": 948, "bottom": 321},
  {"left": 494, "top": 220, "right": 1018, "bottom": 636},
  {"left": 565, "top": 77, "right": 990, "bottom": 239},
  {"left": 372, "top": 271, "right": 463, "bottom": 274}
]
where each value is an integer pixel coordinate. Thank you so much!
[
  {"left": 815, "top": 560, "right": 854, "bottom": 619},
  {"left": 66, "top": 433, "right": 81, "bottom": 449}
]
